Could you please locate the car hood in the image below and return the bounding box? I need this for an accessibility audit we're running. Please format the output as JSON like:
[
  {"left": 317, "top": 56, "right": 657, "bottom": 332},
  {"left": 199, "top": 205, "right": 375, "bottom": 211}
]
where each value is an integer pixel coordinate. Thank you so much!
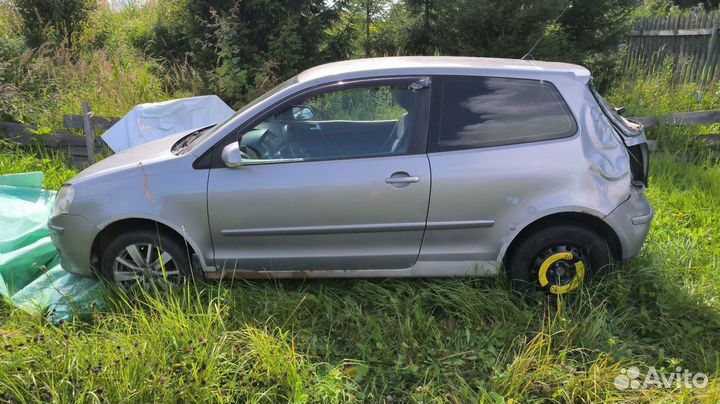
[{"left": 69, "top": 128, "right": 201, "bottom": 183}]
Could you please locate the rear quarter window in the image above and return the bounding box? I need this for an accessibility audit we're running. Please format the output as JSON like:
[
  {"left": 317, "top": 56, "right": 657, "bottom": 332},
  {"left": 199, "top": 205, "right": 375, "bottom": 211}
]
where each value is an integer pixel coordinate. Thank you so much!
[{"left": 431, "top": 77, "right": 577, "bottom": 151}]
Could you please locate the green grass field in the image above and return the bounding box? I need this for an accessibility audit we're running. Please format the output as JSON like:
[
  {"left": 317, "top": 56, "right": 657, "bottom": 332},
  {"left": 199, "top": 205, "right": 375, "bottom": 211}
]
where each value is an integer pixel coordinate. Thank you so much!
[
  {"left": 1, "top": 135, "right": 719, "bottom": 403},
  {"left": 2, "top": 0, "right": 720, "bottom": 401}
]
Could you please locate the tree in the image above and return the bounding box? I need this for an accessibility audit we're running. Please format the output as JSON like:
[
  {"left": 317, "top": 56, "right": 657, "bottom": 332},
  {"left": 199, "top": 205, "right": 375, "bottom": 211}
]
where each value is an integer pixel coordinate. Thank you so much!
[
  {"left": 13, "top": 0, "right": 96, "bottom": 47},
  {"left": 190, "top": 0, "right": 343, "bottom": 105},
  {"left": 404, "top": 0, "right": 436, "bottom": 54},
  {"left": 357, "top": 0, "right": 389, "bottom": 57}
]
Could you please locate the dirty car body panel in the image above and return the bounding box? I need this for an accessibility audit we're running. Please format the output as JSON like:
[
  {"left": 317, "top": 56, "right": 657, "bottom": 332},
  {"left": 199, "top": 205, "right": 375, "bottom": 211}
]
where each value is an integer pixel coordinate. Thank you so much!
[{"left": 49, "top": 56, "right": 653, "bottom": 279}]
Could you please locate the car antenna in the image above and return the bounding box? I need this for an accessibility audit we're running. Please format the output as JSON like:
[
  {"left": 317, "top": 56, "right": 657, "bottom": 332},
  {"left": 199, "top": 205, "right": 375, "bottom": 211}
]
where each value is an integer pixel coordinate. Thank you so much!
[{"left": 521, "top": 1, "right": 573, "bottom": 61}]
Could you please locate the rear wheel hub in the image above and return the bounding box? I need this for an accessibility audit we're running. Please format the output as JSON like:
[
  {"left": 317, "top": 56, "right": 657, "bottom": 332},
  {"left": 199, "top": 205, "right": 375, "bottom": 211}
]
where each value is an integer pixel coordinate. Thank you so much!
[{"left": 533, "top": 245, "right": 586, "bottom": 294}]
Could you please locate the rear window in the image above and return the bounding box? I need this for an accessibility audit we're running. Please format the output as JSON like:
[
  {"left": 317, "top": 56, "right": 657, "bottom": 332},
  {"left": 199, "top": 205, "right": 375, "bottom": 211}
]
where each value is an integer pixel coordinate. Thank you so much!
[{"left": 432, "top": 77, "right": 577, "bottom": 150}]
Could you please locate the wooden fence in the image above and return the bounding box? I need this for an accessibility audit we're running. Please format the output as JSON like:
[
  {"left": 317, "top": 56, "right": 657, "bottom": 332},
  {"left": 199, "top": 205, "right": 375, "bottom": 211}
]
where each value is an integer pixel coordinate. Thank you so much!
[
  {"left": 627, "top": 12, "right": 720, "bottom": 84},
  {"left": 0, "top": 104, "right": 118, "bottom": 168}
]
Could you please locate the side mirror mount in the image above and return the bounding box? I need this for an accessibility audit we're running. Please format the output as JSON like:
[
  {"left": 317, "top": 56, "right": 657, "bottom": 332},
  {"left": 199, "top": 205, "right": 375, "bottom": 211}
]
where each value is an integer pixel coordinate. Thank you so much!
[
  {"left": 221, "top": 142, "right": 243, "bottom": 168},
  {"left": 615, "top": 106, "right": 626, "bottom": 116}
]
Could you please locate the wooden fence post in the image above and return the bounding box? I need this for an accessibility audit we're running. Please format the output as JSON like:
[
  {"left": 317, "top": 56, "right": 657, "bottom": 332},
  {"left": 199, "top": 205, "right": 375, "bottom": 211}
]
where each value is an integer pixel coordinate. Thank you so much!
[{"left": 81, "top": 102, "right": 95, "bottom": 163}]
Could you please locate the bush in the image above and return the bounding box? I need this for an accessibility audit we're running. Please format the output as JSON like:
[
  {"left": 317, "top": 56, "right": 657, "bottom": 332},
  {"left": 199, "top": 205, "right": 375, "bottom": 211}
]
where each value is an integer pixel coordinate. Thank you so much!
[{"left": 13, "top": 0, "right": 96, "bottom": 47}]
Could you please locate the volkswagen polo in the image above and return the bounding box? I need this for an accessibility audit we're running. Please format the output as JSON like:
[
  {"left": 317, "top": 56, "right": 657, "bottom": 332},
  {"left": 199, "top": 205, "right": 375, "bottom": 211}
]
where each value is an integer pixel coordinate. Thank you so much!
[{"left": 49, "top": 56, "right": 653, "bottom": 294}]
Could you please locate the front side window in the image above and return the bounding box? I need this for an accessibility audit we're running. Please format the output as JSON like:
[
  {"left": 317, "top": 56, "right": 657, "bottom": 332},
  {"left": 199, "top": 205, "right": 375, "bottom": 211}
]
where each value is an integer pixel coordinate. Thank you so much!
[
  {"left": 236, "top": 81, "right": 428, "bottom": 164},
  {"left": 432, "top": 77, "right": 577, "bottom": 150}
]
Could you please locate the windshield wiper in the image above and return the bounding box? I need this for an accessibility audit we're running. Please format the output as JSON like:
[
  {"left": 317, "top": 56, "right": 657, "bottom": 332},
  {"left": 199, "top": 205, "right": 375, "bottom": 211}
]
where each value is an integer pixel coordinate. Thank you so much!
[{"left": 171, "top": 125, "right": 215, "bottom": 155}]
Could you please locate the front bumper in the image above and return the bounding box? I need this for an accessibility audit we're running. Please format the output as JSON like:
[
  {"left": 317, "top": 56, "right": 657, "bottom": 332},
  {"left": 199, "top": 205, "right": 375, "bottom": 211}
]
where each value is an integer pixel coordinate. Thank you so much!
[
  {"left": 48, "top": 214, "right": 99, "bottom": 277},
  {"left": 603, "top": 189, "right": 654, "bottom": 261}
]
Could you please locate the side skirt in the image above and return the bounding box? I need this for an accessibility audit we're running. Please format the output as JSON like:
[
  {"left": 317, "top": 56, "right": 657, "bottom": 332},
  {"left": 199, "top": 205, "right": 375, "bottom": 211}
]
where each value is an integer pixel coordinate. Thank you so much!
[{"left": 202, "top": 260, "right": 500, "bottom": 280}]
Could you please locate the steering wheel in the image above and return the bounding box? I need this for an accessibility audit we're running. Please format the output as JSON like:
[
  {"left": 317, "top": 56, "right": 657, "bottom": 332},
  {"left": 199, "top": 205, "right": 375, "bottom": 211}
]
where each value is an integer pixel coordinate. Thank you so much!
[{"left": 273, "top": 142, "right": 306, "bottom": 159}]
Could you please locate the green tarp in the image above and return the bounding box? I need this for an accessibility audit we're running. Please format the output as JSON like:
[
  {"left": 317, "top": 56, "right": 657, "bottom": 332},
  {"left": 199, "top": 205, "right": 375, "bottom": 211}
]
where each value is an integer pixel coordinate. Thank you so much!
[{"left": 0, "top": 172, "right": 103, "bottom": 322}]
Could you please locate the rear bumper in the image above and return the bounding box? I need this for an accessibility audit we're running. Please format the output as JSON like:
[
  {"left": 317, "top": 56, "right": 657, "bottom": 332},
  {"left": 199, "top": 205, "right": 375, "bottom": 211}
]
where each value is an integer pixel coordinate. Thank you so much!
[
  {"left": 603, "top": 189, "right": 654, "bottom": 261},
  {"left": 48, "top": 214, "right": 99, "bottom": 277}
]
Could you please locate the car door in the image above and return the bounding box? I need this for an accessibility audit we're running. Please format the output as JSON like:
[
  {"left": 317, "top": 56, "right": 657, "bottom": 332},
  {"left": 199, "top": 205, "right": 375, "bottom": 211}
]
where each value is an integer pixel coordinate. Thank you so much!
[
  {"left": 421, "top": 75, "right": 580, "bottom": 262},
  {"left": 206, "top": 77, "right": 432, "bottom": 271}
]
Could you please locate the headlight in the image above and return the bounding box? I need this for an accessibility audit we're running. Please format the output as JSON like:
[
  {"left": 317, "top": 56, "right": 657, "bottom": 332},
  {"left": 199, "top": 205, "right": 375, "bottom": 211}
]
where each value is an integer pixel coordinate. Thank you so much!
[{"left": 52, "top": 184, "right": 74, "bottom": 217}]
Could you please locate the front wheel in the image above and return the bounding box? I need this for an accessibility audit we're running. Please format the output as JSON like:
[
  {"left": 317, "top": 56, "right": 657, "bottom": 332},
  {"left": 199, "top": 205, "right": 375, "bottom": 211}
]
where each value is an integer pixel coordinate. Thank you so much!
[
  {"left": 99, "top": 229, "right": 198, "bottom": 291},
  {"left": 507, "top": 224, "right": 612, "bottom": 294}
]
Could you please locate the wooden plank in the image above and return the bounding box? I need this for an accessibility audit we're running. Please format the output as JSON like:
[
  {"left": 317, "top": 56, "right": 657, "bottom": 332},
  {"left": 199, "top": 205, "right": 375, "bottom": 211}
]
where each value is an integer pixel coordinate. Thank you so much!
[
  {"left": 633, "top": 109, "right": 720, "bottom": 128},
  {"left": 63, "top": 114, "right": 119, "bottom": 130},
  {"left": 39, "top": 132, "right": 89, "bottom": 147},
  {"left": 0, "top": 121, "right": 36, "bottom": 137},
  {"left": 676, "top": 15, "right": 685, "bottom": 82},
  {"left": 81, "top": 102, "right": 95, "bottom": 163},
  {"left": 680, "top": 15, "right": 691, "bottom": 82},
  {"left": 692, "top": 16, "right": 706, "bottom": 82},
  {"left": 628, "top": 28, "right": 715, "bottom": 37},
  {"left": 697, "top": 134, "right": 720, "bottom": 148}
]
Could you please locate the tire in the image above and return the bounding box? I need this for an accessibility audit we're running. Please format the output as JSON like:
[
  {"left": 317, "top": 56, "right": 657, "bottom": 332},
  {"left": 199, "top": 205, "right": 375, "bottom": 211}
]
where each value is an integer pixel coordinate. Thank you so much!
[
  {"left": 99, "top": 228, "right": 200, "bottom": 291},
  {"left": 507, "top": 224, "right": 612, "bottom": 294}
]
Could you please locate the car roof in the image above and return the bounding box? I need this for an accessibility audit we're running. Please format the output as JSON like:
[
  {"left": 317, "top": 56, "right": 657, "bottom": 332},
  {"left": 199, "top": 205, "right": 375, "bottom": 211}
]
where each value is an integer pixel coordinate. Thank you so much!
[{"left": 297, "top": 56, "right": 591, "bottom": 83}]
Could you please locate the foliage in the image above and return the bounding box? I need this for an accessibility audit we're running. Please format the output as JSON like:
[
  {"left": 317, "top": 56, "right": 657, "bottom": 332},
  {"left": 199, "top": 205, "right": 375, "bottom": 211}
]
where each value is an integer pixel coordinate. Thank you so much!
[
  {"left": 13, "top": 0, "right": 96, "bottom": 47},
  {"left": 138, "top": 0, "right": 345, "bottom": 107},
  {"left": 305, "top": 86, "right": 405, "bottom": 121},
  {"left": 0, "top": 0, "right": 648, "bottom": 126},
  {"left": 0, "top": 144, "right": 76, "bottom": 189},
  {"left": 0, "top": 43, "right": 177, "bottom": 128}
]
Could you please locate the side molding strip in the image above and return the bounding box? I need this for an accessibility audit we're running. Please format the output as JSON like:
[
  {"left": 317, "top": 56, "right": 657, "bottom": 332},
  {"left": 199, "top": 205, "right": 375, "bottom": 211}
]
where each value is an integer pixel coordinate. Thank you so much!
[
  {"left": 426, "top": 220, "right": 495, "bottom": 230},
  {"left": 221, "top": 220, "right": 495, "bottom": 237},
  {"left": 221, "top": 222, "right": 426, "bottom": 236}
]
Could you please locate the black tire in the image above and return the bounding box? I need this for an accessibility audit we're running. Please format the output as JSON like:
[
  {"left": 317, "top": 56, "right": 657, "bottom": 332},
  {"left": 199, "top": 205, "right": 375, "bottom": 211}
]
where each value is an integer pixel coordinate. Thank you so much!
[
  {"left": 99, "top": 229, "right": 200, "bottom": 290},
  {"left": 507, "top": 224, "right": 612, "bottom": 294}
]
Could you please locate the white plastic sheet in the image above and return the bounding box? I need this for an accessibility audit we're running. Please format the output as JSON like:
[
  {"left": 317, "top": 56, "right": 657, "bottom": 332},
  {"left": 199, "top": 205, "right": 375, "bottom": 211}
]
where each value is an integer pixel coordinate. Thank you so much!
[{"left": 101, "top": 95, "right": 234, "bottom": 152}]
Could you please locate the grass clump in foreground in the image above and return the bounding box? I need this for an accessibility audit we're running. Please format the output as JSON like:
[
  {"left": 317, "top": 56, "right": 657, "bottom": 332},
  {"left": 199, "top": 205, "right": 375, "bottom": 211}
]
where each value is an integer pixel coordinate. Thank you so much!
[
  {"left": 1, "top": 146, "right": 720, "bottom": 403},
  {"left": 0, "top": 145, "right": 77, "bottom": 189}
]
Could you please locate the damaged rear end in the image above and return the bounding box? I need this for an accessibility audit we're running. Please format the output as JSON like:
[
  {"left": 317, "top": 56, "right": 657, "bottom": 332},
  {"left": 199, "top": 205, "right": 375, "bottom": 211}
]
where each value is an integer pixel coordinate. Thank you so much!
[
  {"left": 588, "top": 81, "right": 653, "bottom": 261},
  {"left": 589, "top": 82, "right": 650, "bottom": 188}
]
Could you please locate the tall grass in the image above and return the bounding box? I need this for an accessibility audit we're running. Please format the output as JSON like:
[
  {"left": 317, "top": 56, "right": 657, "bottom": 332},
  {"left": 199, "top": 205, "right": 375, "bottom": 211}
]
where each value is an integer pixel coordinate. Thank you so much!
[
  {"left": 0, "top": 1, "right": 197, "bottom": 129},
  {"left": 2, "top": 139, "right": 720, "bottom": 403},
  {"left": 0, "top": 144, "right": 76, "bottom": 189}
]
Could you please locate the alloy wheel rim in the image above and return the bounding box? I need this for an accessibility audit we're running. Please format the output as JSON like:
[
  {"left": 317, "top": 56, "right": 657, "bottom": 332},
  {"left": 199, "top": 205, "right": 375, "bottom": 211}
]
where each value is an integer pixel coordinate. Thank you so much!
[{"left": 111, "top": 242, "right": 180, "bottom": 290}]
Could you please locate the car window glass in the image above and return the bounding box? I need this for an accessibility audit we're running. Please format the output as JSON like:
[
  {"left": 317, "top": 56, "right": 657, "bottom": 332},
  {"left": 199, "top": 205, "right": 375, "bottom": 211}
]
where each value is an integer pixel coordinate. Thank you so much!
[
  {"left": 434, "top": 77, "right": 576, "bottom": 150},
  {"left": 190, "top": 75, "right": 299, "bottom": 150},
  {"left": 237, "top": 85, "right": 422, "bottom": 164}
]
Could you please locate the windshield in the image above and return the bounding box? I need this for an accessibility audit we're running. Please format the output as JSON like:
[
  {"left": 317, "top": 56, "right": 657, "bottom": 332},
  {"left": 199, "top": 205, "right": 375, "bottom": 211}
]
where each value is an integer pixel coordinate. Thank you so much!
[
  {"left": 187, "top": 75, "right": 300, "bottom": 149},
  {"left": 589, "top": 81, "right": 641, "bottom": 137}
]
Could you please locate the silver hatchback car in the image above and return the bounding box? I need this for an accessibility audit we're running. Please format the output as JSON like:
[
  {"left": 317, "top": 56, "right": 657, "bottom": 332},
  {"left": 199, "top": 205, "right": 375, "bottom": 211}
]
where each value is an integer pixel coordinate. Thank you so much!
[{"left": 49, "top": 56, "right": 653, "bottom": 294}]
